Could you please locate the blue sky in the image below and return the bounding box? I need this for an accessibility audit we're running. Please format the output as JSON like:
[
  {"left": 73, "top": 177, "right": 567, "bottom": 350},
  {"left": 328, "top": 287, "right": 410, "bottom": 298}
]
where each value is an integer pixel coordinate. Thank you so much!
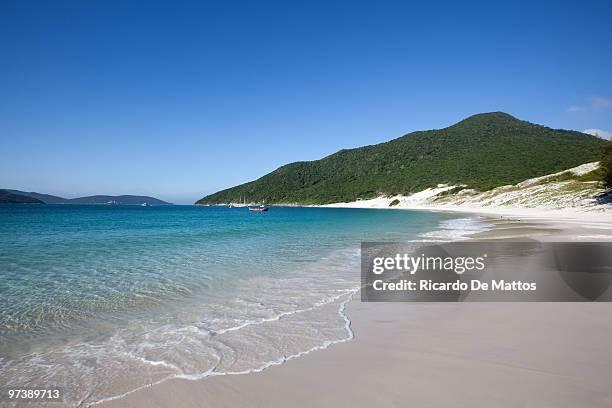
[{"left": 1, "top": 1, "right": 611, "bottom": 204}]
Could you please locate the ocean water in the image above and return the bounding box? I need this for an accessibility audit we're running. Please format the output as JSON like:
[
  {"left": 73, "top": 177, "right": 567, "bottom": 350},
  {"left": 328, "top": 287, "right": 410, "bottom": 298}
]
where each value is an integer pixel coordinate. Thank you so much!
[{"left": 0, "top": 205, "right": 484, "bottom": 406}]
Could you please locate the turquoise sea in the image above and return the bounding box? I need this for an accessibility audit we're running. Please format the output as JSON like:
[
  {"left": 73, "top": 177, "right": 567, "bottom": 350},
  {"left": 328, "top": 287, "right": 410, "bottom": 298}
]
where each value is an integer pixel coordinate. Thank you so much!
[{"left": 0, "top": 205, "right": 485, "bottom": 406}]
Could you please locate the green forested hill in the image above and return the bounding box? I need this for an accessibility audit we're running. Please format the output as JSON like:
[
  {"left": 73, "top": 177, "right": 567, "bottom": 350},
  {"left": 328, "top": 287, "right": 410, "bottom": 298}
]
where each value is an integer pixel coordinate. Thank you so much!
[{"left": 197, "top": 112, "right": 608, "bottom": 205}]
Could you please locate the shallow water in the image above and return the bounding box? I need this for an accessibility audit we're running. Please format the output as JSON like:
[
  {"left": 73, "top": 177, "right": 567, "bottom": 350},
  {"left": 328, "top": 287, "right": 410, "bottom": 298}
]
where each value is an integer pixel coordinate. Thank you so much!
[{"left": 0, "top": 205, "right": 482, "bottom": 406}]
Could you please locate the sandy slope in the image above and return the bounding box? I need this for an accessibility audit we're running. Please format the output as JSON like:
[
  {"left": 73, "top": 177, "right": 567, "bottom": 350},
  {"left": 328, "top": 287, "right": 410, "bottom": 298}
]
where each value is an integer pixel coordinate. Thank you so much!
[{"left": 321, "top": 162, "right": 612, "bottom": 222}]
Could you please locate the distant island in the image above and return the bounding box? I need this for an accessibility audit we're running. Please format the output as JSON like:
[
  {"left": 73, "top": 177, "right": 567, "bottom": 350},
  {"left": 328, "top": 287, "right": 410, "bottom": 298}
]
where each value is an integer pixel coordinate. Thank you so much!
[
  {"left": 196, "top": 112, "right": 609, "bottom": 205},
  {"left": 0, "top": 190, "right": 172, "bottom": 205},
  {"left": 0, "top": 190, "right": 45, "bottom": 204}
]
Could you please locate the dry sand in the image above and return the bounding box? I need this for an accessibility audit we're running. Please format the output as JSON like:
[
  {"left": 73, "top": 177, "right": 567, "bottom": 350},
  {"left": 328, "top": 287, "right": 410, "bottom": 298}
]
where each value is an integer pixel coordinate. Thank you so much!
[{"left": 100, "top": 217, "right": 612, "bottom": 408}]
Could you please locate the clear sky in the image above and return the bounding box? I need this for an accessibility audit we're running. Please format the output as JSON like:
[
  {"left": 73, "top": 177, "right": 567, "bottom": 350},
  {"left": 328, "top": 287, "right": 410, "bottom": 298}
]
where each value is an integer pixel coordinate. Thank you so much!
[{"left": 1, "top": 1, "right": 611, "bottom": 204}]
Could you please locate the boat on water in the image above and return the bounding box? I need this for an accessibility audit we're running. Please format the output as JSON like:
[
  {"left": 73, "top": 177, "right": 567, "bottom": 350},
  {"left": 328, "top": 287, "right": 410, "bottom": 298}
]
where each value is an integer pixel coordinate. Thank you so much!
[
  {"left": 230, "top": 196, "right": 248, "bottom": 208},
  {"left": 248, "top": 205, "right": 268, "bottom": 212},
  {"left": 140, "top": 202, "right": 150, "bottom": 207}
]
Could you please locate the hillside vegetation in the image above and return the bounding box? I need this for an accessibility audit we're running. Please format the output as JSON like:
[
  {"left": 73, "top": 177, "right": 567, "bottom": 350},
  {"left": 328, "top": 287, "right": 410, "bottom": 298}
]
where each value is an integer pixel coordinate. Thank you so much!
[
  {"left": 197, "top": 112, "right": 608, "bottom": 205},
  {"left": 602, "top": 142, "right": 612, "bottom": 189}
]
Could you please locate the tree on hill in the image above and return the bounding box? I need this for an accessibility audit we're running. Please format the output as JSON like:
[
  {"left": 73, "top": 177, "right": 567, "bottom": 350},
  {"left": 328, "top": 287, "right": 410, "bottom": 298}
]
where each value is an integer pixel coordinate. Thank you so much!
[{"left": 602, "top": 141, "right": 612, "bottom": 189}]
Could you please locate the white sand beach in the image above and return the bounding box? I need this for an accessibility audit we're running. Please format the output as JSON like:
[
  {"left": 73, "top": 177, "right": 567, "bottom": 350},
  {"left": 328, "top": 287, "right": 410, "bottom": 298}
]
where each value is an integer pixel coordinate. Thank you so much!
[{"left": 100, "top": 215, "right": 612, "bottom": 408}]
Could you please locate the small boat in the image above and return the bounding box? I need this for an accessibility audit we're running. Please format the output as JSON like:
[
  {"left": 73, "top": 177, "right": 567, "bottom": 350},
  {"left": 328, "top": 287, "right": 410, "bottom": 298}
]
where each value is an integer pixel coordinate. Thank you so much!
[
  {"left": 248, "top": 205, "right": 268, "bottom": 212},
  {"left": 230, "top": 196, "right": 248, "bottom": 208},
  {"left": 141, "top": 202, "right": 151, "bottom": 207}
]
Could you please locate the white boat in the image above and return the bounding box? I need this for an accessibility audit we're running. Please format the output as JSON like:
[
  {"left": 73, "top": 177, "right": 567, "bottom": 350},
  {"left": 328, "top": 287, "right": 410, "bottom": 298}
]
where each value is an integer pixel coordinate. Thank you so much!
[{"left": 234, "top": 196, "right": 248, "bottom": 207}]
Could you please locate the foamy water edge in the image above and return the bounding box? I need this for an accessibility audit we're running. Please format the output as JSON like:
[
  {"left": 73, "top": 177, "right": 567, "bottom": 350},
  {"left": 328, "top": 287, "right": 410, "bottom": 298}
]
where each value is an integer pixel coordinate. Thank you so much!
[
  {"left": 89, "top": 288, "right": 358, "bottom": 407},
  {"left": 88, "top": 214, "right": 490, "bottom": 407}
]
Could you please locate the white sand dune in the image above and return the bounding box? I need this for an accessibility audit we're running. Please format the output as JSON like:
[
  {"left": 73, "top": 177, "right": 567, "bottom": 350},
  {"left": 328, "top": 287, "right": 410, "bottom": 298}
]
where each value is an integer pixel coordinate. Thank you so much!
[{"left": 321, "top": 162, "right": 612, "bottom": 222}]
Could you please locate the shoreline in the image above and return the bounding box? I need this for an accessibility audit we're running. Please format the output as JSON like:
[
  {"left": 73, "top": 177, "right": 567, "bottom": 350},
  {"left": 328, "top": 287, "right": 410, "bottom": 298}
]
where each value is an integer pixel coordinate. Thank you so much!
[
  {"left": 100, "top": 211, "right": 612, "bottom": 408},
  {"left": 4, "top": 207, "right": 481, "bottom": 408},
  {"left": 92, "top": 210, "right": 487, "bottom": 406},
  {"left": 89, "top": 210, "right": 484, "bottom": 406},
  {"left": 90, "top": 288, "right": 360, "bottom": 407},
  {"left": 317, "top": 199, "right": 612, "bottom": 224}
]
